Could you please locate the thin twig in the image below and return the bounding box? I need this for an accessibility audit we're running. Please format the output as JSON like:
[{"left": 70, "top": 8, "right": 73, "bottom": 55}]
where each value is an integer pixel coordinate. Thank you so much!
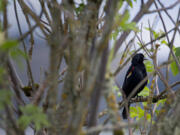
[
  {"left": 14, "top": 0, "right": 35, "bottom": 89},
  {"left": 146, "top": 1, "right": 179, "bottom": 14},
  {"left": 85, "top": 122, "right": 138, "bottom": 134}
]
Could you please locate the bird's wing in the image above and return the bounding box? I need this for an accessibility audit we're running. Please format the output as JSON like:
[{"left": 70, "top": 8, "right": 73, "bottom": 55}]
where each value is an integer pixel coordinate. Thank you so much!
[{"left": 122, "top": 66, "right": 144, "bottom": 97}]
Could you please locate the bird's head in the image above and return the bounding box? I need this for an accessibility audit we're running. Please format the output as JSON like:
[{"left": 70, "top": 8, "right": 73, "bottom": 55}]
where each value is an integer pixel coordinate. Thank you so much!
[{"left": 132, "top": 53, "right": 146, "bottom": 65}]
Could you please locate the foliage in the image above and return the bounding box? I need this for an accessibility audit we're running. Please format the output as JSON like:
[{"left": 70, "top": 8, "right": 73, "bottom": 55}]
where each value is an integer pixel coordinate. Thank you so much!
[
  {"left": 75, "top": 3, "right": 85, "bottom": 15},
  {"left": 144, "top": 61, "right": 154, "bottom": 73},
  {"left": 154, "top": 98, "right": 166, "bottom": 115},
  {"left": 0, "top": 0, "right": 4, "bottom": 11},
  {"left": 138, "top": 86, "right": 150, "bottom": 97},
  {"left": 0, "top": 40, "right": 18, "bottom": 50},
  {"left": 0, "top": 90, "right": 12, "bottom": 110},
  {"left": 123, "top": 0, "right": 137, "bottom": 8},
  {"left": 111, "top": 10, "right": 138, "bottom": 40},
  {"left": 171, "top": 47, "right": 180, "bottom": 76},
  {"left": 130, "top": 106, "right": 151, "bottom": 122},
  {"left": 0, "top": 0, "right": 179, "bottom": 135},
  {"left": 113, "top": 84, "right": 122, "bottom": 97},
  {"left": 18, "top": 104, "right": 49, "bottom": 130},
  {"left": 0, "top": 39, "right": 26, "bottom": 59}
]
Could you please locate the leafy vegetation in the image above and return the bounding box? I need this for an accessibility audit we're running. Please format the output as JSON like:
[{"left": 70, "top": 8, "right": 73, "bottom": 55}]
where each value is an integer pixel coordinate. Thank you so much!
[{"left": 18, "top": 104, "right": 49, "bottom": 130}]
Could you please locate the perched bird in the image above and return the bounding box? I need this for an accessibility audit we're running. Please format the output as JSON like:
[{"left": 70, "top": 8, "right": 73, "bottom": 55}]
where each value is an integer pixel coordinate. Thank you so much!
[{"left": 122, "top": 53, "right": 148, "bottom": 119}]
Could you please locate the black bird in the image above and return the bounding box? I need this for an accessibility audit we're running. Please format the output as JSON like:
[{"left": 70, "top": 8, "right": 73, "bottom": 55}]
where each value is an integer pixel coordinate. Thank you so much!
[{"left": 122, "top": 53, "right": 148, "bottom": 119}]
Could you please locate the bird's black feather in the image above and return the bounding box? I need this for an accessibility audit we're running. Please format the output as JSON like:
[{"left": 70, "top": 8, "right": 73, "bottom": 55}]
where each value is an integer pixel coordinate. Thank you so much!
[{"left": 122, "top": 53, "right": 148, "bottom": 119}]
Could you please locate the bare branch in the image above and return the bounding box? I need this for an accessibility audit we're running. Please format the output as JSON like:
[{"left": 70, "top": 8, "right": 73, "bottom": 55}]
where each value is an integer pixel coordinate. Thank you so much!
[{"left": 146, "top": 1, "right": 180, "bottom": 14}]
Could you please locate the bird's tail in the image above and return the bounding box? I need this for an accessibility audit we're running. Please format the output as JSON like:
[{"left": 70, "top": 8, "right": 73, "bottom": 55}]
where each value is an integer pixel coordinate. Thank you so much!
[{"left": 122, "top": 104, "right": 130, "bottom": 119}]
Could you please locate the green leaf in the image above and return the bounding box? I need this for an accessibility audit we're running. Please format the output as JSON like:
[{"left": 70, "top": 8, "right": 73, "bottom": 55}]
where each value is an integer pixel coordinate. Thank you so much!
[
  {"left": 142, "top": 102, "right": 147, "bottom": 107},
  {"left": 117, "top": 92, "right": 122, "bottom": 97},
  {"left": 155, "top": 99, "right": 166, "bottom": 116},
  {"left": 0, "top": 67, "right": 4, "bottom": 75},
  {"left": 144, "top": 27, "right": 150, "bottom": 31},
  {"left": 10, "top": 48, "right": 27, "bottom": 60},
  {"left": 127, "top": 0, "right": 133, "bottom": 8},
  {"left": 145, "top": 61, "right": 154, "bottom": 73},
  {"left": 155, "top": 109, "right": 160, "bottom": 116},
  {"left": 118, "top": 11, "right": 138, "bottom": 32},
  {"left": 127, "top": 22, "right": 138, "bottom": 31},
  {"left": 0, "top": 40, "right": 18, "bottom": 51},
  {"left": 170, "top": 47, "right": 180, "bottom": 76},
  {"left": 175, "top": 47, "right": 180, "bottom": 60},
  {"left": 0, "top": 67, "right": 5, "bottom": 82},
  {"left": 0, "top": 90, "right": 12, "bottom": 110},
  {"left": 130, "top": 106, "right": 138, "bottom": 118},
  {"left": 137, "top": 42, "right": 143, "bottom": 47},
  {"left": 146, "top": 113, "right": 151, "bottom": 122},
  {"left": 171, "top": 61, "right": 179, "bottom": 76},
  {"left": 111, "top": 30, "right": 119, "bottom": 40},
  {"left": 112, "top": 9, "right": 138, "bottom": 41},
  {"left": 18, "top": 116, "right": 32, "bottom": 130},
  {"left": 138, "top": 86, "right": 150, "bottom": 96},
  {"left": 118, "top": 1, "right": 123, "bottom": 9},
  {"left": 0, "top": 0, "right": 5, "bottom": 11},
  {"left": 157, "top": 99, "right": 166, "bottom": 106},
  {"left": 161, "top": 40, "right": 168, "bottom": 46},
  {"left": 119, "top": 11, "right": 137, "bottom": 31},
  {"left": 130, "top": 105, "right": 152, "bottom": 122},
  {"left": 113, "top": 85, "right": 119, "bottom": 92},
  {"left": 152, "top": 30, "right": 160, "bottom": 39},
  {"left": 138, "top": 106, "right": 144, "bottom": 118},
  {"left": 130, "top": 106, "right": 145, "bottom": 120},
  {"left": 18, "top": 104, "right": 49, "bottom": 130},
  {"left": 75, "top": 3, "right": 85, "bottom": 15}
]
